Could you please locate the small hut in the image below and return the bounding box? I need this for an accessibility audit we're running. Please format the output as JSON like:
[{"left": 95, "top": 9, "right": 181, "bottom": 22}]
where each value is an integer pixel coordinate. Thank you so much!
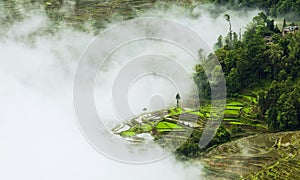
[{"left": 282, "top": 26, "right": 299, "bottom": 36}]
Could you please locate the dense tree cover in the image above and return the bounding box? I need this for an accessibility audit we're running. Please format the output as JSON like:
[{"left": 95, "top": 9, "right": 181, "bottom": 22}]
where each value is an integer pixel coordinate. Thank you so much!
[
  {"left": 204, "top": 0, "right": 300, "bottom": 20},
  {"left": 195, "top": 12, "right": 300, "bottom": 95},
  {"left": 194, "top": 12, "right": 300, "bottom": 132},
  {"left": 258, "top": 79, "right": 300, "bottom": 131},
  {"left": 175, "top": 125, "right": 230, "bottom": 159}
]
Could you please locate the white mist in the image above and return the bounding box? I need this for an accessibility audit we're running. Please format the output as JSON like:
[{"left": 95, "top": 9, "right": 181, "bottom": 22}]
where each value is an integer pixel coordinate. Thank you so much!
[{"left": 0, "top": 3, "right": 259, "bottom": 180}]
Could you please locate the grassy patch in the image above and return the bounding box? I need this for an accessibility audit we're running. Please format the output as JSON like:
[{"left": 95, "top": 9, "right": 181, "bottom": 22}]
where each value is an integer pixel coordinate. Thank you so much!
[
  {"left": 243, "top": 107, "right": 252, "bottom": 114},
  {"left": 226, "top": 101, "right": 244, "bottom": 106},
  {"left": 121, "top": 131, "right": 136, "bottom": 137},
  {"left": 229, "top": 122, "right": 246, "bottom": 125},
  {"left": 187, "top": 111, "right": 205, "bottom": 118},
  {"left": 224, "top": 109, "right": 240, "bottom": 115},
  {"left": 205, "top": 112, "right": 211, "bottom": 118},
  {"left": 201, "top": 107, "right": 211, "bottom": 113},
  {"left": 223, "top": 118, "right": 239, "bottom": 121},
  {"left": 241, "top": 95, "right": 257, "bottom": 104},
  {"left": 156, "top": 121, "right": 183, "bottom": 129},
  {"left": 226, "top": 106, "right": 243, "bottom": 110},
  {"left": 141, "top": 124, "right": 152, "bottom": 132}
]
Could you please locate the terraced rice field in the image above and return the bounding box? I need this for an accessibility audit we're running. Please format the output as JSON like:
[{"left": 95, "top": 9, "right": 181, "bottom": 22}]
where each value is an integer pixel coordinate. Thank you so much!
[
  {"left": 112, "top": 93, "right": 280, "bottom": 178},
  {"left": 115, "top": 94, "right": 268, "bottom": 146},
  {"left": 202, "top": 131, "right": 300, "bottom": 179}
]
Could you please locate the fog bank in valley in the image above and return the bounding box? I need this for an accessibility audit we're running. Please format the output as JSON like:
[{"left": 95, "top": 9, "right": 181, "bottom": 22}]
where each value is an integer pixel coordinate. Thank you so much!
[{"left": 0, "top": 3, "right": 259, "bottom": 180}]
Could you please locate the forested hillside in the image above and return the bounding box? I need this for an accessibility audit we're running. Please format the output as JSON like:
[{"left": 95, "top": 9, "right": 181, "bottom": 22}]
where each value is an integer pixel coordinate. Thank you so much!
[
  {"left": 203, "top": 0, "right": 300, "bottom": 20},
  {"left": 194, "top": 12, "right": 300, "bottom": 132}
]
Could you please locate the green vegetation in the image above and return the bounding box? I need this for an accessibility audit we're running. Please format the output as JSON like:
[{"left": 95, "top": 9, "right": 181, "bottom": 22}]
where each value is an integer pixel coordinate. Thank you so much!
[
  {"left": 195, "top": 12, "right": 300, "bottom": 133},
  {"left": 156, "top": 121, "right": 183, "bottom": 130},
  {"left": 226, "top": 101, "right": 243, "bottom": 106},
  {"left": 168, "top": 12, "right": 300, "bottom": 161},
  {"left": 258, "top": 79, "right": 300, "bottom": 131},
  {"left": 240, "top": 95, "right": 257, "bottom": 104},
  {"left": 175, "top": 125, "right": 231, "bottom": 159},
  {"left": 117, "top": 96, "right": 267, "bottom": 159},
  {"left": 113, "top": 10, "right": 299, "bottom": 168},
  {"left": 121, "top": 130, "right": 136, "bottom": 137},
  {"left": 204, "top": 0, "right": 300, "bottom": 20},
  {"left": 224, "top": 109, "right": 239, "bottom": 115}
]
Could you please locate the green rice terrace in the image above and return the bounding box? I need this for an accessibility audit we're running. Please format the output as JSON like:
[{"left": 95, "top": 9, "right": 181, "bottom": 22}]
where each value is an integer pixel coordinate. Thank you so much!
[
  {"left": 113, "top": 93, "right": 268, "bottom": 142},
  {"left": 113, "top": 93, "right": 300, "bottom": 179},
  {"left": 113, "top": 96, "right": 264, "bottom": 160}
]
